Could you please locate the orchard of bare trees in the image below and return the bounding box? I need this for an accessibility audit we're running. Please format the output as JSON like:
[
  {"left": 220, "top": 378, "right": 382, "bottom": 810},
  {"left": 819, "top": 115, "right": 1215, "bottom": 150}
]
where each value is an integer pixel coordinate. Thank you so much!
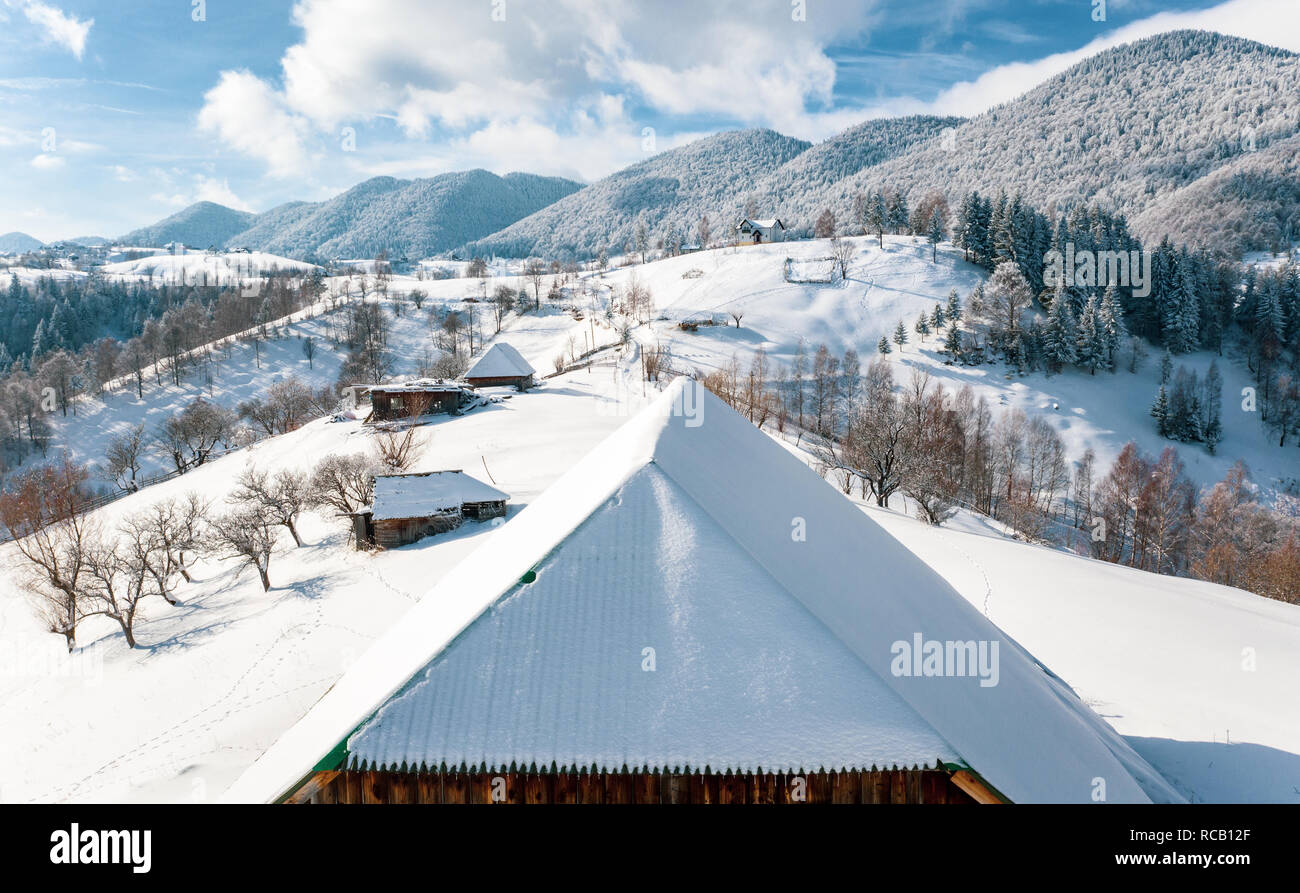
[
  {"left": 0, "top": 459, "right": 209, "bottom": 650},
  {"left": 700, "top": 345, "right": 1300, "bottom": 605}
]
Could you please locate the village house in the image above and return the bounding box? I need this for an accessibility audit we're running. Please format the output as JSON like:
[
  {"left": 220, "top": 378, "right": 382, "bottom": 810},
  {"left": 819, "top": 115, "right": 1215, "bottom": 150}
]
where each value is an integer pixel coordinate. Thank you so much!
[
  {"left": 351, "top": 470, "right": 509, "bottom": 549},
  {"left": 463, "top": 342, "right": 536, "bottom": 390},
  {"left": 225, "top": 381, "right": 1180, "bottom": 806},
  {"left": 365, "top": 380, "right": 475, "bottom": 422},
  {"left": 735, "top": 217, "right": 786, "bottom": 245}
]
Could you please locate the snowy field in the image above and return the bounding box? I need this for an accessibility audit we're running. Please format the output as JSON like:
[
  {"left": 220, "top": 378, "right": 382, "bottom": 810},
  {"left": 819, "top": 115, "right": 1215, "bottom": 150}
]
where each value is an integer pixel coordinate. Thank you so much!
[{"left": 603, "top": 236, "right": 1299, "bottom": 500}]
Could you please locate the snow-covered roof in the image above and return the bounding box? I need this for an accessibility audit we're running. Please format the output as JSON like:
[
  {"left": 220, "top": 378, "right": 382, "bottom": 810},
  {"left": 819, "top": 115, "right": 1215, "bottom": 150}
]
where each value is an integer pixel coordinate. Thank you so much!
[
  {"left": 223, "top": 379, "right": 1181, "bottom": 804},
  {"left": 371, "top": 471, "right": 508, "bottom": 521},
  {"left": 464, "top": 342, "right": 535, "bottom": 380},
  {"left": 369, "top": 379, "right": 467, "bottom": 394},
  {"left": 737, "top": 217, "right": 785, "bottom": 231}
]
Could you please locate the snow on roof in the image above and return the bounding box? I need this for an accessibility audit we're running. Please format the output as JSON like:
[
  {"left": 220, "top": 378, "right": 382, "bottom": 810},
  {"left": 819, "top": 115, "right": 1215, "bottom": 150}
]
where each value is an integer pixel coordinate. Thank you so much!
[
  {"left": 223, "top": 379, "right": 1181, "bottom": 804},
  {"left": 371, "top": 471, "right": 508, "bottom": 521},
  {"left": 464, "top": 342, "right": 535, "bottom": 380},
  {"left": 347, "top": 463, "right": 958, "bottom": 774},
  {"left": 737, "top": 217, "right": 785, "bottom": 230},
  {"left": 369, "top": 379, "right": 467, "bottom": 394}
]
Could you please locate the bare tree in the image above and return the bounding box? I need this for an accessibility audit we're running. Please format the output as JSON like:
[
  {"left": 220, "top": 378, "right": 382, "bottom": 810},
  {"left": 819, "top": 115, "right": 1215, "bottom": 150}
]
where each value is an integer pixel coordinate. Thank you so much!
[
  {"left": 492, "top": 284, "right": 515, "bottom": 333},
  {"left": 209, "top": 508, "right": 278, "bottom": 591},
  {"left": 524, "top": 260, "right": 546, "bottom": 311},
  {"left": 81, "top": 535, "right": 150, "bottom": 649},
  {"left": 157, "top": 398, "right": 234, "bottom": 473},
  {"left": 104, "top": 423, "right": 147, "bottom": 493},
  {"left": 830, "top": 236, "right": 855, "bottom": 281},
  {"left": 230, "top": 466, "right": 310, "bottom": 547},
  {"left": 0, "top": 458, "right": 94, "bottom": 650},
  {"left": 129, "top": 492, "right": 209, "bottom": 603},
  {"left": 814, "top": 209, "right": 837, "bottom": 239},
  {"left": 309, "top": 453, "right": 375, "bottom": 517}
]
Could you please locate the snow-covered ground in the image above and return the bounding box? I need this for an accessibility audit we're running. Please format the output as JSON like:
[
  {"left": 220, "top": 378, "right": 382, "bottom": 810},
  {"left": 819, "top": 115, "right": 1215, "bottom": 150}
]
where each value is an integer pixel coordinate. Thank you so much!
[
  {"left": 0, "top": 356, "right": 657, "bottom": 803},
  {"left": 3, "top": 235, "right": 1298, "bottom": 804},
  {"left": 602, "top": 236, "right": 1298, "bottom": 499},
  {"left": 99, "top": 250, "right": 318, "bottom": 286}
]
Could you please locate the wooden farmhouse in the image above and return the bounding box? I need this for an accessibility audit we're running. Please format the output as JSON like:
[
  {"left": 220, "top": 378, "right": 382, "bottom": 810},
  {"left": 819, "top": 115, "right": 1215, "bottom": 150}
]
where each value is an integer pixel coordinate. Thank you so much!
[
  {"left": 463, "top": 342, "right": 536, "bottom": 390},
  {"left": 225, "top": 380, "right": 1181, "bottom": 806},
  {"left": 352, "top": 471, "right": 508, "bottom": 549},
  {"left": 735, "top": 217, "right": 786, "bottom": 245},
  {"left": 366, "top": 381, "right": 474, "bottom": 422}
]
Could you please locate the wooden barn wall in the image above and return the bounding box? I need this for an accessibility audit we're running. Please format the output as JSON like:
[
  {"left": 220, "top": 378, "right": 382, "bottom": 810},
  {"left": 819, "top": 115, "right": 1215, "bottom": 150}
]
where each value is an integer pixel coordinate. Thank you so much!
[
  {"left": 291, "top": 769, "right": 978, "bottom": 804},
  {"left": 466, "top": 375, "right": 530, "bottom": 389},
  {"left": 373, "top": 513, "right": 461, "bottom": 548}
]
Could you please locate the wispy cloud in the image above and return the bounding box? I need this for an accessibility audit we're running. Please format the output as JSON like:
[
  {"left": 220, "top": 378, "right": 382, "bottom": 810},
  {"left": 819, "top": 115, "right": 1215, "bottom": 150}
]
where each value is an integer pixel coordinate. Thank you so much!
[
  {"left": 30, "top": 152, "right": 65, "bottom": 169},
  {"left": 11, "top": 1, "right": 93, "bottom": 60}
]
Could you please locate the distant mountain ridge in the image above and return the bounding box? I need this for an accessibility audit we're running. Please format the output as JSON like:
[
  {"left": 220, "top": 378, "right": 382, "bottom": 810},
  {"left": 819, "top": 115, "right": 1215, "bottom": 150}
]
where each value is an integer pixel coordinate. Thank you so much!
[
  {"left": 467, "top": 30, "right": 1300, "bottom": 259},
  {"left": 0, "top": 232, "right": 45, "bottom": 254},
  {"left": 116, "top": 170, "right": 583, "bottom": 261},
  {"left": 463, "top": 118, "right": 961, "bottom": 259},
  {"left": 118, "top": 201, "right": 257, "bottom": 249},
  {"left": 812, "top": 30, "right": 1300, "bottom": 254},
  {"left": 109, "top": 30, "right": 1300, "bottom": 264}
]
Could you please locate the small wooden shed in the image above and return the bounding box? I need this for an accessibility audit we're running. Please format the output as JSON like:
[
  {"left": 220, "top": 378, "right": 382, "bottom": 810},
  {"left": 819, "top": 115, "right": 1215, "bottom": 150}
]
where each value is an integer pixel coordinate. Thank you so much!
[
  {"left": 367, "top": 381, "right": 473, "bottom": 422},
  {"left": 358, "top": 471, "right": 508, "bottom": 549},
  {"left": 464, "top": 343, "right": 536, "bottom": 390}
]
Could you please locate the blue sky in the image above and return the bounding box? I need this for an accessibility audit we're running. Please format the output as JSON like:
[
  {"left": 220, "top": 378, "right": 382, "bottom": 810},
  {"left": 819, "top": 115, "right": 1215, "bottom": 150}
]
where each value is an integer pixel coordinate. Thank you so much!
[{"left": 0, "top": 0, "right": 1294, "bottom": 241}]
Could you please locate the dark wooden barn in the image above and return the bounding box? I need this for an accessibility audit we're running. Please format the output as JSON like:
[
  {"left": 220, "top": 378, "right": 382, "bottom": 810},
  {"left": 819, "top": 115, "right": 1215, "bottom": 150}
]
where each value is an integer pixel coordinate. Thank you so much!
[
  {"left": 356, "top": 470, "right": 508, "bottom": 549},
  {"left": 367, "top": 381, "right": 473, "bottom": 422}
]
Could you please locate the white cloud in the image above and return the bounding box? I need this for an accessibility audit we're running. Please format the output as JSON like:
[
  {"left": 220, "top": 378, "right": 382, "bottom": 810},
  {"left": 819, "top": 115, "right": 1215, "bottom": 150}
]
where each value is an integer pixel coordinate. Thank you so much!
[
  {"left": 149, "top": 175, "right": 254, "bottom": 211},
  {"left": 198, "top": 0, "right": 878, "bottom": 178},
  {"left": 16, "top": 1, "right": 93, "bottom": 60},
  {"left": 197, "top": 70, "right": 307, "bottom": 177},
  {"left": 193, "top": 176, "right": 254, "bottom": 211},
  {"left": 29, "top": 152, "right": 64, "bottom": 169}
]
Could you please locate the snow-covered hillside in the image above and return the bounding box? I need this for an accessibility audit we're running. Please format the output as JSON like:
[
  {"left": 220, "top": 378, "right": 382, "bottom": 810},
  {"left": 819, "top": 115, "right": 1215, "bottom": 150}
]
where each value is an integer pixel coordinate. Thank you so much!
[
  {"left": 0, "top": 362, "right": 656, "bottom": 803},
  {"left": 115, "top": 171, "right": 584, "bottom": 262},
  {"left": 603, "top": 235, "right": 1298, "bottom": 498},
  {"left": 466, "top": 31, "right": 1300, "bottom": 260},
  {"left": 99, "top": 251, "right": 318, "bottom": 286}
]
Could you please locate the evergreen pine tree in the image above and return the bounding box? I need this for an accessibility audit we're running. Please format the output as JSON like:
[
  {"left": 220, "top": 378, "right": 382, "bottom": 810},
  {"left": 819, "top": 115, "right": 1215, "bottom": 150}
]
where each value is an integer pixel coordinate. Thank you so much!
[
  {"left": 1203, "top": 360, "right": 1223, "bottom": 454},
  {"left": 943, "top": 323, "right": 962, "bottom": 359},
  {"left": 877, "top": 335, "right": 892, "bottom": 355},
  {"left": 1042, "top": 292, "right": 1078, "bottom": 373},
  {"left": 892, "top": 320, "right": 908, "bottom": 348},
  {"left": 914, "top": 313, "right": 931, "bottom": 341},
  {"left": 1075, "top": 295, "right": 1105, "bottom": 375},
  {"left": 927, "top": 207, "right": 945, "bottom": 262},
  {"left": 1099, "top": 283, "right": 1128, "bottom": 371},
  {"left": 1151, "top": 385, "right": 1171, "bottom": 437},
  {"left": 945, "top": 288, "right": 962, "bottom": 324}
]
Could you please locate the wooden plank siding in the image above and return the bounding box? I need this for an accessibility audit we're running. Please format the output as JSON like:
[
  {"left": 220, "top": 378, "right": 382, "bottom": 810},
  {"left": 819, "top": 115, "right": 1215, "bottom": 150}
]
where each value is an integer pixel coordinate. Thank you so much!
[{"left": 287, "top": 768, "right": 980, "bottom": 804}]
